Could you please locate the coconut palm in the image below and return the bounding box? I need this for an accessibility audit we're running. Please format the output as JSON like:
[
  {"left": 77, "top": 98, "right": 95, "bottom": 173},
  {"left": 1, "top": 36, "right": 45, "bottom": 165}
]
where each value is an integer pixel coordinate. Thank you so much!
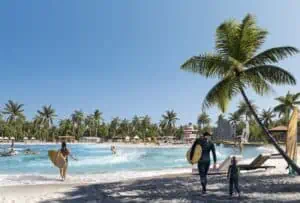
[
  {"left": 71, "top": 110, "right": 85, "bottom": 138},
  {"left": 2, "top": 100, "right": 25, "bottom": 122},
  {"left": 228, "top": 111, "right": 241, "bottom": 125},
  {"left": 237, "top": 100, "right": 258, "bottom": 121},
  {"left": 260, "top": 108, "right": 276, "bottom": 128},
  {"left": 37, "top": 105, "right": 57, "bottom": 141},
  {"left": 109, "top": 117, "right": 120, "bottom": 138},
  {"left": 197, "top": 112, "right": 211, "bottom": 130},
  {"left": 181, "top": 14, "right": 300, "bottom": 173},
  {"left": 93, "top": 109, "right": 103, "bottom": 137},
  {"left": 37, "top": 105, "right": 57, "bottom": 128},
  {"left": 274, "top": 91, "right": 300, "bottom": 124},
  {"left": 161, "top": 110, "right": 179, "bottom": 137}
]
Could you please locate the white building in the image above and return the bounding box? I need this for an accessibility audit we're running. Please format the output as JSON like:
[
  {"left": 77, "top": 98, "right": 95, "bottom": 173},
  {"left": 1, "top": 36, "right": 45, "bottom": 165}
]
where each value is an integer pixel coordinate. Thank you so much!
[
  {"left": 79, "top": 136, "right": 101, "bottom": 143},
  {"left": 183, "top": 123, "right": 198, "bottom": 143}
]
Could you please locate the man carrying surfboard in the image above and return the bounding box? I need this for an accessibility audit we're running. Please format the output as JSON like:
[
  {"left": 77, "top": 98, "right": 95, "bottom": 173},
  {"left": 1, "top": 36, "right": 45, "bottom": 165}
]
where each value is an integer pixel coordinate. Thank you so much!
[{"left": 190, "top": 131, "right": 217, "bottom": 194}]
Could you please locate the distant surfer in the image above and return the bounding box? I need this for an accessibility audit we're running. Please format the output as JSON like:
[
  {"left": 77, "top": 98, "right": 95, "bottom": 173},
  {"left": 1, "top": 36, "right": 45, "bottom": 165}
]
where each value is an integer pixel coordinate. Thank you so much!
[
  {"left": 190, "top": 132, "right": 217, "bottom": 194},
  {"left": 58, "top": 142, "right": 77, "bottom": 181},
  {"left": 111, "top": 146, "right": 117, "bottom": 155}
]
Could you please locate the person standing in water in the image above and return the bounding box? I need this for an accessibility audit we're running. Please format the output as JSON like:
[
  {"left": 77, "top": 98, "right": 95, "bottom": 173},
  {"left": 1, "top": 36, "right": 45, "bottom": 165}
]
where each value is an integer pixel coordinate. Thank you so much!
[
  {"left": 59, "top": 142, "right": 77, "bottom": 181},
  {"left": 190, "top": 132, "right": 217, "bottom": 194}
]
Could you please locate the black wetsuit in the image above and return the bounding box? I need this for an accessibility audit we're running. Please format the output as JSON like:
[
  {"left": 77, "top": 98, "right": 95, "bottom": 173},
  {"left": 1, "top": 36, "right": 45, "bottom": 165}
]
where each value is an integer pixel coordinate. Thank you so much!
[
  {"left": 190, "top": 138, "right": 216, "bottom": 192},
  {"left": 227, "top": 164, "right": 240, "bottom": 195}
]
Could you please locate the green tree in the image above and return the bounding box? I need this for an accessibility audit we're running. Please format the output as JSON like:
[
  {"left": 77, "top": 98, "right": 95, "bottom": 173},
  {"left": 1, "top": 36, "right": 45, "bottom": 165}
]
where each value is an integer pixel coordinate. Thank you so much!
[
  {"left": 109, "top": 117, "right": 120, "bottom": 138},
  {"left": 37, "top": 105, "right": 57, "bottom": 141},
  {"left": 197, "top": 112, "right": 211, "bottom": 132},
  {"left": 237, "top": 100, "right": 258, "bottom": 121},
  {"left": 71, "top": 110, "right": 85, "bottom": 139},
  {"left": 181, "top": 14, "right": 300, "bottom": 173},
  {"left": 161, "top": 110, "right": 179, "bottom": 137},
  {"left": 2, "top": 100, "right": 25, "bottom": 122},
  {"left": 260, "top": 108, "right": 276, "bottom": 128},
  {"left": 274, "top": 91, "right": 300, "bottom": 124},
  {"left": 93, "top": 109, "right": 103, "bottom": 137}
]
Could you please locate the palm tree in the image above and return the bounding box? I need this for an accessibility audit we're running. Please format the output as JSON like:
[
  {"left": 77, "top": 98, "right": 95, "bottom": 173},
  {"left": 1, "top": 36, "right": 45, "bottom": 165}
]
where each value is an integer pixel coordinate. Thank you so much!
[
  {"left": 109, "top": 117, "right": 120, "bottom": 138},
  {"left": 181, "top": 14, "right": 300, "bottom": 173},
  {"left": 37, "top": 105, "right": 57, "bottom": 141},
  {"left": 2, "top": 100, "right": 24, "bottom": 122},
  {"left": 132, "top": 115, "right": 140, "bottom": 137},
  {"left": 260, "top": 108, "right": 276, "bottom": 128},
  {"left": 141, "top": 115, "right": 151, "bottom": 142},
  {"left": 228, "top": 111, "right": 241, "bottom": 125},
  {"left": 274, "top": 91, "right": 300, "bottom": 124},
  {"left": 197, "top": 112, "right": 211, "bottom": 130},
  {"left": 237, "top": 100, "right": 258, "bottom": 121},
  {"left": 93, "top": 109, "right": 103, "bottom": 137},
  {"left": 161, "top": 110, "right": 179, "bottom": 137},
  {"left": 71, "top": 110, "right": 85, "bottom": 138},
  {"left": 37, "top": 105, "right": 57, "bottom": 128}
]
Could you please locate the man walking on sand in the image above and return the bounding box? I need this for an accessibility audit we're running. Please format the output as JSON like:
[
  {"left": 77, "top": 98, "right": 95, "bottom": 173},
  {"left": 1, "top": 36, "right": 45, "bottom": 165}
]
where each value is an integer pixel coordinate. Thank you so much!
[{"left": 190, "top": 132, "right": 217, "bottom": 194}]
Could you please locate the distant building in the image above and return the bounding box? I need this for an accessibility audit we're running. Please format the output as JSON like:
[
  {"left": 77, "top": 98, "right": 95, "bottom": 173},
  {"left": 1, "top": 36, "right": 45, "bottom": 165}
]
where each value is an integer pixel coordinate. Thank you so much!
[
  {"left": 212, "top": 116, "right": 236, "bottom": 142},
  {"left": 183, "top": 123, "right": 198, "bottom": 143},
  {"left": 79, "top": 136, "right": 101, "bottom": 143}
]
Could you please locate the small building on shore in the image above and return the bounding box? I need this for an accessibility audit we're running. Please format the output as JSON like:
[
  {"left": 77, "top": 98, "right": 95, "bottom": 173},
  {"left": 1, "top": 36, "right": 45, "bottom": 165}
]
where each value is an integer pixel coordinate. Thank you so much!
[
  {"left": 183, "top": 123, "right": 197, "bottom": 143},
  {"left": 56, "top": 136, "right": 76, "bottom": 143},
  {"left": 79, "top": 136, "right": 101, "bottom": 143},
  {"left": 269, "top": 125, "right": 300, "bottom": 143}
]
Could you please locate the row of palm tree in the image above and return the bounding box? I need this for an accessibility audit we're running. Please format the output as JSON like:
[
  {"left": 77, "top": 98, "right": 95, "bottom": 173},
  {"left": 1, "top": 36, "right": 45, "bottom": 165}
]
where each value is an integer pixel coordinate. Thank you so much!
[
  {"left": 181, "top": 13, "right": 300, "bottom": 173},
  {"left": 0, "top": 102, "right": 182, "bottom": 142}
]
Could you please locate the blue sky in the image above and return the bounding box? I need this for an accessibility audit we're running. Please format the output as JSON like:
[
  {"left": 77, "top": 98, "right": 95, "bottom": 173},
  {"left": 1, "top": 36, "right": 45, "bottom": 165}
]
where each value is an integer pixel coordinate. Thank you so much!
[{"left": 0, "top": 1, "right": 300, "bottom": 125}]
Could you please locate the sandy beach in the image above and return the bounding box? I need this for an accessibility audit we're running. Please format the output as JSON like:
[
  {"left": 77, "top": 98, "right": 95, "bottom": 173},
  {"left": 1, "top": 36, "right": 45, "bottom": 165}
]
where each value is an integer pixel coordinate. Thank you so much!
[{"left": 1, "top": 153, "right": 300, "bottom": 203}]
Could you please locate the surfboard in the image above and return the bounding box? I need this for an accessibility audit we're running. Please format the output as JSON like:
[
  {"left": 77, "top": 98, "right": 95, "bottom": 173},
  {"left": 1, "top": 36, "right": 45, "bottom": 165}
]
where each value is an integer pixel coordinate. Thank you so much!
[
  {"left": 48, "top": 150, "right": 66, "bottom": 168},
  {"left": 186, "top": 145, "right": 202, "bottom": 164}
]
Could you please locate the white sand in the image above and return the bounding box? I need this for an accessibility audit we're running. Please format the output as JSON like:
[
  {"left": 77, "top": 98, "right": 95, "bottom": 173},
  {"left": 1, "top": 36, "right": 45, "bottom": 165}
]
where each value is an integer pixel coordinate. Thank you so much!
[
  {"left": 1, "top": 156, "right": 300, "bottom": 202},
  {"left": 1, "top": 145, "right": 300, "bottom": 202}
]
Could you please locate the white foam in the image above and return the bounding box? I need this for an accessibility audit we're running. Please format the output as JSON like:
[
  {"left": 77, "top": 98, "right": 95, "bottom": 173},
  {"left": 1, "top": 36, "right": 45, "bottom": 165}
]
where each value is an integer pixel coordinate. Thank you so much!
[{"left": 0, "top": 167, "right": 191, "bottom": 186}]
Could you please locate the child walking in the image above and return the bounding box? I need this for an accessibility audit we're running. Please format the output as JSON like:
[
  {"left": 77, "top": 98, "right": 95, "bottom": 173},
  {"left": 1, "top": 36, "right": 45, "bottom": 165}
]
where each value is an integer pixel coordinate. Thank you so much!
[{"left": 227, "top": 156, "right": 241, "bottom": 197}]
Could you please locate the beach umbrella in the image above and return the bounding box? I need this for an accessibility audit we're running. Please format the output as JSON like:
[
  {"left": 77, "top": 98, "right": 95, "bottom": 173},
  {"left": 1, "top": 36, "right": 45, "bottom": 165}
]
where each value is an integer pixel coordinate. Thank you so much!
[
  {"left": 11, "top": 137, "right": 15, "bottom": 140},
  {"left": 125, "top": 136, "right": 130, "bottom": 141},
  {"left": 24, "top": 137, "right": 28, "bottom": 140},
  {"left": 0, "top": 137, "right": 3, "bottom": 140},
  {"left": 31, "top": 137, "right": 36, "bottom": 140},
  {"left": 134, "top": 135, "right": 139, "bottom": 140},
  {"left": 4, "top": 137, "right": 8, "bottom": 140}
]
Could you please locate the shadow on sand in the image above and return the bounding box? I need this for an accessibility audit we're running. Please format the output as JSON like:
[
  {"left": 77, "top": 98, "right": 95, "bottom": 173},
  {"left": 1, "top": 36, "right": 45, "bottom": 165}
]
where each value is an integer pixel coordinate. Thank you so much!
[{"left": 40, "top": 173, "right": 300, "bottom": 203}]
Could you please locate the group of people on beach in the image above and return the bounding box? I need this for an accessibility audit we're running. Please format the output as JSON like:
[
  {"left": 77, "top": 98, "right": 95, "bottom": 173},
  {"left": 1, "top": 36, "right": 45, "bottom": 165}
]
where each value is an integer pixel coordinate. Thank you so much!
[{"left": 190, "top": 132, "right": 240, "bottom": 197}]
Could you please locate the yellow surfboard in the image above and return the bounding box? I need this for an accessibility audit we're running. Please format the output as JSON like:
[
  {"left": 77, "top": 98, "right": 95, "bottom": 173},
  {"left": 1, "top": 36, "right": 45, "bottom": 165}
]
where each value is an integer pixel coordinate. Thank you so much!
[
  {"left": 186, "top": 145, "right": 202, "bottom": 164},
  {"left": 48, "top": 150, "right": 66, "bottom": 168}
]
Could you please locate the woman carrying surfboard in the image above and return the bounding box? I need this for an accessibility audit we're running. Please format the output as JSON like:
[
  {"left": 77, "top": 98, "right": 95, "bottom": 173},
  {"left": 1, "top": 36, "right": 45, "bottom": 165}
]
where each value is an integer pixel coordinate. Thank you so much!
[
  {"left": 190, "top": 132, "right": 217, "bottom": 194},
  {"left": 59, "top": 142, "right": 77, "bottom": 181}
]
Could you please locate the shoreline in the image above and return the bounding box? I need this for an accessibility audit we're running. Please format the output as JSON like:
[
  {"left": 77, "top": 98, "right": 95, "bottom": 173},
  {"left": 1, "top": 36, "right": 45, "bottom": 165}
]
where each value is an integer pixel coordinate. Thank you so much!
[{"left": 1, "top": 158, "right": 300, "bottom": 202}]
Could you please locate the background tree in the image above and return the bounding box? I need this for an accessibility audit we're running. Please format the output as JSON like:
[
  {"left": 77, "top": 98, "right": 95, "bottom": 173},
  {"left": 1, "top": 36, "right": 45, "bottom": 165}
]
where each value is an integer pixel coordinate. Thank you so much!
[
  {"left": 260, "top": 108, "right": 276, "bottom": 128},
  {"left": 274, "top": 91, "right": 300, "bottom": 125},
  {"left": 197, "top": 112, "right": 211, "bottom": 133}
]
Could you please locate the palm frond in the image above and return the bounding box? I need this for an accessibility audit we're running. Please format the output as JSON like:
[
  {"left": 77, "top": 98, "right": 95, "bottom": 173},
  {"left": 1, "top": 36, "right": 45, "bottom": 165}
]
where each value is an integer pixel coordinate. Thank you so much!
[
  {"left": 237, "top": 14, "right": 268, "bottom": 62},
  {"left": 245, "top": 46, "right": 299, "bottom": 67},
  {"left": 241, "top": 65, "right": 296, "bottom": 86},
  {"left": 202, "top": 77, "right": 243, "bottom": 112},
  {"left": 215, "top": 19, "right": 240, "bottom": 57},
  {"left": 180, "top": 54, "right": 233, "bottom": 78}
]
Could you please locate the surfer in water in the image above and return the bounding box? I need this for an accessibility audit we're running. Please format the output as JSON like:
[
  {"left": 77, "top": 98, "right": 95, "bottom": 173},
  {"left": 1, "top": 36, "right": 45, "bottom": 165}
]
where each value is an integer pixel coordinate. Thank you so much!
[
  {"left": 111, "top": 145, "right": 117, "bottom": 155},
  {"left": 190, "top": 132, "right": 217, "bottom": 194},
  {"left": 59, "top": 142, "right": 77, "bottom": 181}
]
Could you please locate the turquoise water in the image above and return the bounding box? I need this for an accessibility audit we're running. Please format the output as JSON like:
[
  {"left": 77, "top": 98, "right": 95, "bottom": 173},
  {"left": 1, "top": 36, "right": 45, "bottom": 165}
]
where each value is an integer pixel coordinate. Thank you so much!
[{"left": 0, "top": 144, "right": 268, "bottom": 175}]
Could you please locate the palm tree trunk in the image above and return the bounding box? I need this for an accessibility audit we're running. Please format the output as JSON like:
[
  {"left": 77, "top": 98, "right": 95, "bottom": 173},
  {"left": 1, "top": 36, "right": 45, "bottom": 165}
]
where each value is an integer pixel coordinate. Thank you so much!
[{"left": 240, "top": 88, "right": 300, "bottom": 175}]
